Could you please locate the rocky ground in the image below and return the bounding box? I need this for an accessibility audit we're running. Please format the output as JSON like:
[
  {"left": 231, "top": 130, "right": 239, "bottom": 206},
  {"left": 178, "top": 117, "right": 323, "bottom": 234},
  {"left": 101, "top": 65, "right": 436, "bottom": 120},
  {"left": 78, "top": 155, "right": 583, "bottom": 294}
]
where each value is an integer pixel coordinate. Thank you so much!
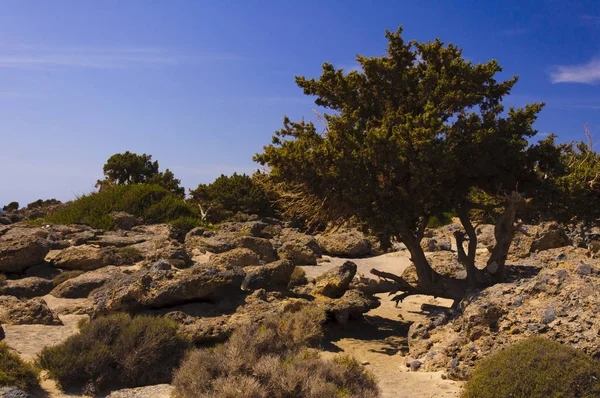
[{"left": 1, "top": 214, "right": 599, "bottom": 397}]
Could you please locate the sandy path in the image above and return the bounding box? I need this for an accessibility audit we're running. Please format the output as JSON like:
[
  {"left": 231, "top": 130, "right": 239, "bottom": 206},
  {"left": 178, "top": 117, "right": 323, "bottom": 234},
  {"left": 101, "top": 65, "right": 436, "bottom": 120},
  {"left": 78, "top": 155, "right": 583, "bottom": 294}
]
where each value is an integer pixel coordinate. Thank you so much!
[{"left": 302, "top": 252, "right": 463, "bottom": 398}]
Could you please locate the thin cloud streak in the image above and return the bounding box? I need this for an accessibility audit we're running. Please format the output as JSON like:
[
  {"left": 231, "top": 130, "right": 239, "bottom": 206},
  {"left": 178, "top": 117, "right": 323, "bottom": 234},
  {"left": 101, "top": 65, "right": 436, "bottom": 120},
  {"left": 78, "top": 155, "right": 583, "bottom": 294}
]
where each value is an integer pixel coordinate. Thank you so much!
[
  {"left": 0, "top": 46, "right": 240, "bottom": 70},
  {"left": 550, "top": 58, "right": 600, "bottom": 84}
]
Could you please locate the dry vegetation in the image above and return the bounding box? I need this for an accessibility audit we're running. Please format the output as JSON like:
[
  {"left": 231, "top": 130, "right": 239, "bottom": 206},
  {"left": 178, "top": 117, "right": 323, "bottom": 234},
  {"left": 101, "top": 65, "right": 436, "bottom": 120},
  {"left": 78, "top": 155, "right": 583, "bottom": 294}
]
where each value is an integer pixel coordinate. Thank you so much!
[{"left": 173, "top": 306, "right": 380, "bottom": 398}]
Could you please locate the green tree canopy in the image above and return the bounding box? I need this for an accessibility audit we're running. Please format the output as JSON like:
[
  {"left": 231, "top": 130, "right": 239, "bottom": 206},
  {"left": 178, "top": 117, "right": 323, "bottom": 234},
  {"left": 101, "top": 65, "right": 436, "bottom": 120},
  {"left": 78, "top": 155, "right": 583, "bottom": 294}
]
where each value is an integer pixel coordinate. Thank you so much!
[
  {"left": 255, "top": 26, "right": 550, "bottom": 300},
  {"left": 189, "top": 172, "right": 274, "bottom": 222},
  {"left": 96, "top": 151, "right": 184, "bottom": 197}
]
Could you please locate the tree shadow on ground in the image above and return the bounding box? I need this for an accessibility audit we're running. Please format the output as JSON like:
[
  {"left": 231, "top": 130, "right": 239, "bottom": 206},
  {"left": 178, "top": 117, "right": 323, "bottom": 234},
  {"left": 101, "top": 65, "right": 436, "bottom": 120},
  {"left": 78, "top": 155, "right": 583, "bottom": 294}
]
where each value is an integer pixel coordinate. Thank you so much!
[
  {"left": 504, "top": 264, "right": 542, "bottom": 283},
  {"left": 323, "top": 315, "right": 410, "bottom": 356}
]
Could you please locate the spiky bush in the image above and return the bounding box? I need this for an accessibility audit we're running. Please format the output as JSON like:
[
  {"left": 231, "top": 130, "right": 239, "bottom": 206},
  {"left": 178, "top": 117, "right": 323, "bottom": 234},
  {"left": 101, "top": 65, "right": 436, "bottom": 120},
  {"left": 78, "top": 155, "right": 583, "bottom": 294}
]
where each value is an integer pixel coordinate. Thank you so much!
[{"left": 37, "top": 313, "right": 190, "bottom": 394}]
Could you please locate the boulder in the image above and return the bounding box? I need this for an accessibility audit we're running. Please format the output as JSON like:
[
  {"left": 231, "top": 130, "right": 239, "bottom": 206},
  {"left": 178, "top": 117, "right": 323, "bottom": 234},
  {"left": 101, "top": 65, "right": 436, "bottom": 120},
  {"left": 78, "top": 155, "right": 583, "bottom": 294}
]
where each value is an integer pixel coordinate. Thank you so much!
[
  {"left": 45, "top": 245, "right": 109, "bottom": 270},
  {"left": 0, "top": 277, "right": 53, "bottom": 299},
  {"left": 312, "top": 261, "right": 357, "bottom": 298},
  {"left": 0, "top": 296, "right": 61, "bottom": 325},
  {"left": 185, "top": 234, "right": 235, "bottom": 254},
  {"left": 51, "top": 266, "right": 127, "bottom": 299},
  {"left": 110, "top": 211, "right": 143, "bottom": 230},
  {"left": 0, "top": 387, "right": 29, "bottom": 398},
  {"left": 317, "top": 231, "right": 372, "bottom": 257},
  {"left": 93, "top": 264, "right": 244, "bottom": 315},
  {"left": 277, "top": 235, "right": 322, "bottom": 265},
  {"left": 210, "top": 248, "right": 261, "bottom": 267},
  {"left": 316, "top": 289, "right": 380, "bottom": 324},
  {"left": 530, "top": 222, "right": 571, "bottom": 252},
  {"left": 219, "top": 221, "right": 281, "bottom": 239},
  {"left": 242, "top": 260, "right": 295, "bottom": 291},
  {"left": 233, "top": 236, "right": 277, "bottom": 263},
  {"left": 0, "top": 226, "right": 50, "bottom": 273}
]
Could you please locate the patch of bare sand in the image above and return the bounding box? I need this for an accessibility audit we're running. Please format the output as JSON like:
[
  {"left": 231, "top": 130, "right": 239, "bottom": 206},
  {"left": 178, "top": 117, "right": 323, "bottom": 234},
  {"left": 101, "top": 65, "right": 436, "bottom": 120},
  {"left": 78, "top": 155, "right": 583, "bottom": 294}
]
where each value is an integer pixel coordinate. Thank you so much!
[{"left": 304, "top": 252, "right": 464, "bottom": 398}]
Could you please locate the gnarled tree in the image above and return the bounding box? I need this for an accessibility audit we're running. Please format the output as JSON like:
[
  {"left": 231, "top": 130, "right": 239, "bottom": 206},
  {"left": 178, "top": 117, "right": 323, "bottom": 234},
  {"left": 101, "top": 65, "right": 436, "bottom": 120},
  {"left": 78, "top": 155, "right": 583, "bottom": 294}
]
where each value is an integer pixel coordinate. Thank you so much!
[{"left": 255, "top": 27, "right": 547, "bottom": 301}]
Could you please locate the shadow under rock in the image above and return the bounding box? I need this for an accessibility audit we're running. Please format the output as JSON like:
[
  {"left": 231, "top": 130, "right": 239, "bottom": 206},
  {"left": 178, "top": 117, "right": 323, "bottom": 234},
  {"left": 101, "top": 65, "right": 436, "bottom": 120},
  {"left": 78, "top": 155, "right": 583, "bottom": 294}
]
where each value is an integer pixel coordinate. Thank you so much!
[
  {"left": 323, "top": 315, "right": 410, "bottom": 356},
  {"left": 503, "top": 264, "right": 542, "bottom": 283}
]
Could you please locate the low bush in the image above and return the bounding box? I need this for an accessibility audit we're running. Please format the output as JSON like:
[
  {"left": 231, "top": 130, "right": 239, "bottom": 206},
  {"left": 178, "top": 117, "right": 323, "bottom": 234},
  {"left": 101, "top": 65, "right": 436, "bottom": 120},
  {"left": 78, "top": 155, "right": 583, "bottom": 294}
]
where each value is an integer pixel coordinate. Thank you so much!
[
  {"left": 37, "top": 313, "right": 190, "bottom": 394},
  {"left": 288, "top": 266, "right": 308, "bottom": 287},
  {"left": 52, "top": 270, "right": 85, "bottom": 287},
  {"left": 427, "top": 212, "right": 455, "bottom": 228},
  {"left": 462, "top": 337, "right": 600, "bottom": 398},
  {"left": 46, "top": 184, "right": 203, "bottom": 231},
  {"left": 173, "top": 307, "right": 379, "bottom": 398},
  {"left": 0, "top": 342, "right": 39, "bottom": 392}
]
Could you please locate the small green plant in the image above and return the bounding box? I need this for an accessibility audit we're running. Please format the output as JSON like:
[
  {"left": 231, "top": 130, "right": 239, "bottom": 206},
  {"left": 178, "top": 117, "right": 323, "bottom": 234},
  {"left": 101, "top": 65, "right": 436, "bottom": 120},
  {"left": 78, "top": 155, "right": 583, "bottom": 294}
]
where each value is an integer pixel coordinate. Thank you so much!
[
  {"left": 37, "top": 313, "right": 190, "bottom": 393},
  {"left": 0, "top": 342, "right": 39, "bottom": 392},
  {"left": 427, "top": 212, "right": 455, "bottom": 228},
  {"left": 172, "top": 307, "right": 379, "bottom": 398},
  {"left": 52, "top": 271, "right": 85, "bottom": 287},
  {"left": 288, "top": 266, "right": 308, "bottom": 287},
  {"left": 462, "top": 337, "right": 600, "bottom": 398}
]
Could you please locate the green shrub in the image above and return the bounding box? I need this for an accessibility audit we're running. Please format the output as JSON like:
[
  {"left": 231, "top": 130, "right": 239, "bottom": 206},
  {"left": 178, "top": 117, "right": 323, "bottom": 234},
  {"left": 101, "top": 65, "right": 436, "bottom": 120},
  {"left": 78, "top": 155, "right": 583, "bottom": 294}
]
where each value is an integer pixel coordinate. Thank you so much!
[
  {"left": 288, "top": 266, "right": 308, "bottom": 287},
  {"left": 2, "top": 202, "right": 19, "bottom": 212},
  {"left": 52, "top": 271, "right": 85, "bottom": 287},
  {"left": 462, "top": 337, "right": 600, "bottom": 398},
  {"left": 172, "top": 307, "right": 379, "bottom": 398},
  {"left": 37, "top": 313, "right": 190, "bottom": 393},
  {"left": 46, "top": 184, "right": 203, "bottom": 230},
  {"left": 427, "top": 212, "right": 455, "bottom": 228},
  {"left": 189, "top": 172, "right": 276, "bottom": 222},
  {"left": 0, "top": 342, "right": 39, "bottom": 392}
]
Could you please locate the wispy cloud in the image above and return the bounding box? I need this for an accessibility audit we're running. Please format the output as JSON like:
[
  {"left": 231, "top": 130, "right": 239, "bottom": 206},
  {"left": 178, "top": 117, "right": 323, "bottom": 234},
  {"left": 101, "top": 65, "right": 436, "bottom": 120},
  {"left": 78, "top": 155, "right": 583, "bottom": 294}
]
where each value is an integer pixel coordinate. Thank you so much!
[
  {"left": 582, "top": 14, "right": 600, "bottom": 26},
  {"left": 550, "top": 58, "right": 600, "bottom": 84},
  {"left": 0, "top": 46, "right": 239, "bottom": 70}
]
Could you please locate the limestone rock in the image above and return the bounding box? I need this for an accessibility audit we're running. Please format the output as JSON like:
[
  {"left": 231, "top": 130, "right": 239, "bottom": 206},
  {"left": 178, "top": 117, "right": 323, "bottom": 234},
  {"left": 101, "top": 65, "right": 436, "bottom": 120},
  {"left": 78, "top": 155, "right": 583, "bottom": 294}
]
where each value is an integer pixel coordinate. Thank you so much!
[
  {"left": 210, "top": 248, "right": 261, "bottom": 267},
  {"left": 0, "top": 277, "right": 53, "bottom": 299},
  {"left": 530, "top": 222, "right": 571, "bottom": 253},
  {"left": 93, "top": 264, "right": 244, "bottom": 315},
  {"left": 51, "top": 266, "right": 127, "bottom": 299},
  {"left": 242, "top": 260, "right": 295, "bottom": 291},
  {"left": 0, "top": 226, "right": 50, "bottom": 273},
  {"left": 316, "top": 289, "right": 380, "bottom": 324},
  {"left": 233, "top": 236, "right": 277, "bottom": 263},
  {"left": 45, "top": 245, "right": 111, "bottom": 270},
  {"left": 317, "top": 231, "right": 372, "bottom": 257},
  {"left": 110, "top": 211, "right": 143, "bottom": 230},
  {"left": 277, "top": 235, "right": 322, "bottom": 265},
  {"left": 0, "top": 387, "right": 30, "bottom": 398},
  {"left": 0, "top": 296, "right": 61, "bottom": 325},
  {"left": 312, "top": 261, "right": 357, "bottom": 298}
]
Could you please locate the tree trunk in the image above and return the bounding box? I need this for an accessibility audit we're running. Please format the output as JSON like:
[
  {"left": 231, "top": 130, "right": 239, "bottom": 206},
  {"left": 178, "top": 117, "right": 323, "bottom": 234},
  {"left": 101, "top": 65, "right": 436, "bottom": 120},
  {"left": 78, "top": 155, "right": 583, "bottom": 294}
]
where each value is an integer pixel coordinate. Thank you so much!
[{"left": 486, "top": 194, "right": 518, "bottom": 284}]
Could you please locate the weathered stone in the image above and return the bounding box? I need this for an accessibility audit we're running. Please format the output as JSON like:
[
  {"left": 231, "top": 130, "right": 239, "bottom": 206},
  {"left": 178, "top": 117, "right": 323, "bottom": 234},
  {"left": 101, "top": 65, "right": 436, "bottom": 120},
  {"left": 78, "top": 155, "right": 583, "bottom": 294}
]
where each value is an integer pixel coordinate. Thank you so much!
[
  {"left": 93, "top": 264, "right": 244, "bottom": 315},
  {"left": 110, "top": 211, "right": 143, "bottom": 230},
  {"left": 0, "top": 277, "right": 53, "bottom": 299},
  {"left": 45, "top": 245, "right": 109, "bottom": 270},
  {"left": 530, "top": 222, "right": 571, "bottom": 252},
  {"left": 219, "top": 221, "right": 281, "bottom": 239},
  {"left": 233, "top": 236, "right": 277, "bottom": 263},
  {"left": 0, "top": 387, "right": 30, "bottom": 398},
  {"left": 242, "top": 260, "right": 295, "bottom": 291},
  {"left": 317, "top": 231, "right": 372, "bottom": 257},
  {"left": 0, "top": 226, "right": 50, "bottom": 273},
  {"left": 312, "top": 261, "right": 357, "bottom": 298},
  {"left": 51, "top": 266, "right": 127, "bottom": 299},
  {"left": 0, "top": 296, "right": 61, "bottom": 325},
  {"left": 316, "top": 289, "right": 380, "bottom": 324},
  {"left": 277, "top": 235, "right": 322, "bottom": 265},
  {"left": 210, "top": 248, "right": 261, "bottom": 267}
]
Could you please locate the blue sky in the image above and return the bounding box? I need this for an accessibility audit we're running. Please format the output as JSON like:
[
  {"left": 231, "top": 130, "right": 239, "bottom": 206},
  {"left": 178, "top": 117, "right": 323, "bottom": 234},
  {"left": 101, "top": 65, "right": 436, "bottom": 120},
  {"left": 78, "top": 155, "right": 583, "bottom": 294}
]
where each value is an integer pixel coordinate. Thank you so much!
[{"left": 0, "top": 0, "right": 599, "bottom": 206}]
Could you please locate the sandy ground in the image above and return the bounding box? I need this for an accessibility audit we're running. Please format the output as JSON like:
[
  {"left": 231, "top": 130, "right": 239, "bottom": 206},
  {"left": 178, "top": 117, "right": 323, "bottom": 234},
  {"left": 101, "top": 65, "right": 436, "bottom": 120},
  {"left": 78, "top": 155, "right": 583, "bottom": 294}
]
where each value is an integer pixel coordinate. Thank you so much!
[
  {"left": 3, "top": 252, "right": 463, "bottom": 397},
  {"left": 302, "top": 252, "right": 463, "bottom": 398}
]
